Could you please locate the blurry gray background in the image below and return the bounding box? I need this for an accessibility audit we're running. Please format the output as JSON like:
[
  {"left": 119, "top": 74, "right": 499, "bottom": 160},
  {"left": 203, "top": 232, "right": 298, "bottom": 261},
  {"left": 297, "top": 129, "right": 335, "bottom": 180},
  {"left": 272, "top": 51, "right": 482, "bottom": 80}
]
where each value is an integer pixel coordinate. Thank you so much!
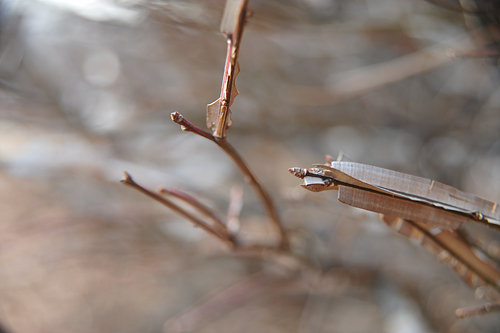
[{"left": 0, "top": 0, "right": 499, "bottom": 332}]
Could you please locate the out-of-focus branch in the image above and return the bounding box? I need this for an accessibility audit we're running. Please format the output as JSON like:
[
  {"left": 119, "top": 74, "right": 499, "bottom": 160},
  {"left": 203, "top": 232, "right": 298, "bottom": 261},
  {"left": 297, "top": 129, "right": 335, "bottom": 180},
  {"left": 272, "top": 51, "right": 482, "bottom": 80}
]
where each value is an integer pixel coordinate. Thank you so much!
[
  {"left": 121, "top": 172, "right": 235, "bottom": 247},
  {"left": 289, "top": 34, "right": 471, "bottom": 106},
  {"left": 163, "top": 270, "right": 283, "bottom": 333},
  {"left": 171, "top": 112, "right": 290, "bottom": 250},
  {"left": 455, "top": 302, "right": 500, "bottom": 319},
  {"left": 227, "top": 185, "right": 243, "bottom": 234},
  {"left": 446, "top": 47, "right": 500, "bottom": 58},
  {"left": 159, "top": 187, "right": 230, "bottom": 239}
]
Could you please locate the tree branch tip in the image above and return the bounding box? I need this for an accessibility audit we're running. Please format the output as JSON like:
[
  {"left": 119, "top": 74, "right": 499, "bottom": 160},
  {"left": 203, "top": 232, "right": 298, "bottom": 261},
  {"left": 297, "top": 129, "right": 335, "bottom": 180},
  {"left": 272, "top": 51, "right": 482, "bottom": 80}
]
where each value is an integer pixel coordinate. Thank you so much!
[
  {"left": 289, "top": 167, "right": 306, "bottom": 179},
  {"left": 157, "top": 187, "right": 174, "bottom": 195},
  {"left": 121, "top": 171, "right": 134, "bottom": 184},
  {"left": 171, "top": 111, "right": 183, "bottom": 123}
]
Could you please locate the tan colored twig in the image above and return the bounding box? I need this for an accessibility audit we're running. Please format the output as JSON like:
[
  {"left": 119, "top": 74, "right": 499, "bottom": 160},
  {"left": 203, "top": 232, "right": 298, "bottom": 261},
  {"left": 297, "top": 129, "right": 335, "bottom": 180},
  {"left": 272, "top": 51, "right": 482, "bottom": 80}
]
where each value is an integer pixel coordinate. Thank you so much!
[
  {"left": 121, "top": 172, "right": 235, "bottom": 247},
  {"left": 171, "top": 112, "right": 289, "bottom": 250},
  {"left": 159, "top": 187, "right": 229, "bottom": 238},
  {"left": 163, "top": 270, "right": 283, "bottom": 333},
  {"left": 446, "top": 48, "right": 500, "bottom": 59},
  {"left": 455, "top": 302, "right": 500, "bottom": 319},
  {"left": 289, "top": 34, "right": 472, "bottom": 106},
  {"left": 227, "top": 185, "right": 244, "bottom": 234},
  {"left": 206, "top": 0, "right": 249, "bottom": 139}
]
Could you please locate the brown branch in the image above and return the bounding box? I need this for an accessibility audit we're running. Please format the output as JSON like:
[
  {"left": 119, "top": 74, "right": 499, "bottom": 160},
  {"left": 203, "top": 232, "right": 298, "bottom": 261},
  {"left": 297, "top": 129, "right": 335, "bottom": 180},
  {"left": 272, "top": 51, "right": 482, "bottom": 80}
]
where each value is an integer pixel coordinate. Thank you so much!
[
  {"left": 171, "top": 112, "right": 289, "bottom": 250},
  {"left": 455, "top": 227, "right": 500, "bottom": 266},
  {"left": 455, "top": 302, "right": 500, "bottom": 319},
  {"left": 159, "top": 187, "right": 230, "bottom": 239},
  {"left": 447, "top": 48, "right": 500, "bottom": 59},
  {"left": 212, "top": 0, "right": 248, "bottom": 139},
  {"left": 163, "top": 270, "right": 285, "bottom": 333},
  {"left": 381, "top": 216, "right": 500, "bottom": 293},
  {"left": 121, "top": 172, "right": 235, "bottom": 247},
  {"left": 171, "top": 112, "right": 214, "bottom": 141}
]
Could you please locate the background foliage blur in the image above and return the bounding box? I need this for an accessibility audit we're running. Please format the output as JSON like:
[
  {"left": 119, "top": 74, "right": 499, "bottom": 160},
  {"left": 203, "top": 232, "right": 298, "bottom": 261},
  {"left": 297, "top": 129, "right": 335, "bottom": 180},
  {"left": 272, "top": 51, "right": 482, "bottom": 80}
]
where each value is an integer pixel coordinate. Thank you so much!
[{"left": 0, "top": 0, "right": 499, "bottom": 332}]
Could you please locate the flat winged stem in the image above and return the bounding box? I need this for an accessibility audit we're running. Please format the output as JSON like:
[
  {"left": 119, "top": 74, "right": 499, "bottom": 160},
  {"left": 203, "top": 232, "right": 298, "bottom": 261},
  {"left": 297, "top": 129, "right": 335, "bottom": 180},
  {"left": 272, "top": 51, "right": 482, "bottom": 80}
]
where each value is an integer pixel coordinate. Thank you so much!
[
  {"left": 289, "top": 162, "right": 500, "bottom": 232},
  {"left": 290, "top": 158, "right": 500, "bottom": 297},
  {"left": 206, "top": 0, "right": 248, "bottom": 139}
]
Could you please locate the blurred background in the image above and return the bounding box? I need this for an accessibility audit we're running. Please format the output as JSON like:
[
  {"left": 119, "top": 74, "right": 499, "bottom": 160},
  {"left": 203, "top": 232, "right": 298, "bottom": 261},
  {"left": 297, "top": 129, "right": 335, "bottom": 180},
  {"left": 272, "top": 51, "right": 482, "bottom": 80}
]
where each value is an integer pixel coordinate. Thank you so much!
[{"left": 0, "top": 0, "right": 499, "bottom": 332}]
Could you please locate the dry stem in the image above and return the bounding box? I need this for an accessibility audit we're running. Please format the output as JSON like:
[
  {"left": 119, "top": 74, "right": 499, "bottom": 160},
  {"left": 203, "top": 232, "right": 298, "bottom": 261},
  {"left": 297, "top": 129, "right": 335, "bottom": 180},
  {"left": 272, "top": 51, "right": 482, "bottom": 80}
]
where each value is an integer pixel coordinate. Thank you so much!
[
  {"left": 455, "top": 302, "right": 500, "bottom": 319},
  {"left": 212, "top": 0, "right": 248, "bottom": 139},
  {"left": 446, "top": 47, "right": 500, "bottom": 59},
  {"left": 171, "top": 112, "right": 289, "bottom": 250},
  {"left": 121, "top": 172, "right": 235, "bottom": 248},
  {"left": 159, "top": 187, "right": 230, "bottom": 238}
]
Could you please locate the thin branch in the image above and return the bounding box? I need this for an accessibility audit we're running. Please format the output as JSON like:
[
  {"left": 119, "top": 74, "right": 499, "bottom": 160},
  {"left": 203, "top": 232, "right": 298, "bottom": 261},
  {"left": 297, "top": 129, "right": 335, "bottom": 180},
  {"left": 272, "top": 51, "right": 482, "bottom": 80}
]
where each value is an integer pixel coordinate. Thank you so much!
[
  {"left": 289, "top": 34, "right": 471, "bottom": 106},
  {"left": 424, "top": 0, "right": 483, "bottom": 13},
  {"left": 171, "top": 112, "right": 215, "bottom": 141},
  {"left": 455, "top": 302, "right": 500, "bottom": 319},
  {"left": 455, "top": 227, "right": 500, "bottom": 266},
  {"left": 227, "top": 185, "right": 244, "bottom": 234},
  {"left": 207, "top": 0, "right": 249, "bottom": 139},
  {"left": 381, "top": 216, "right": 500, "bottom": 293},
  {"left": 121, "top": 172, "right": 234, "bottom": 247},
  {"left": 159, "top": 187, "right": 230, "bottom": 238},
  {"left": 446, "top": 48, "right": 500, "bottom": 59},
  {"left": 171, "top": 112, "right": 289, "bottom": 250},
  {"left": 163, "top": 270, "right": 284, "bottom": 333}
]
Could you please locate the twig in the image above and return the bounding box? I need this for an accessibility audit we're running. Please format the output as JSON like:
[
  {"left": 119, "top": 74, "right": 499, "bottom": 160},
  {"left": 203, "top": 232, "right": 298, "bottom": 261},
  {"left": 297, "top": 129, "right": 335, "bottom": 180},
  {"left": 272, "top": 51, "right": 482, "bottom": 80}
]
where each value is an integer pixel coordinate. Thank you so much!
[
  {"left": 121, "top": 172, "right": 235, "bottom": 247},
  {"left": 159, "top": 187, "right": 230, "bottom": 238},
  {"left": 455, "top": 302, "right": 500, "bottom": 319},
  {"left": 289, "top": 34, "right": 471, "bottom": 106},
  {"left": 424, "top": 0, "right": 483, "bottom": 13},
  {"left": 171, "top": 112, "right": 290, "bottom": 250},
  {"left": 446, "top": 48, "right": 500, "bottom": 59},
  {"left": 455, "top": 227, "right": 500, "bottom": 265},
  {"left": 206, "top": 0, "right": 249, "bottom": 139},
  {"left": 227, "top": 185, "right": 244, "bottom": 234},
  {"left": 163, "top": 270, "right": 285, "bottom": 333}
]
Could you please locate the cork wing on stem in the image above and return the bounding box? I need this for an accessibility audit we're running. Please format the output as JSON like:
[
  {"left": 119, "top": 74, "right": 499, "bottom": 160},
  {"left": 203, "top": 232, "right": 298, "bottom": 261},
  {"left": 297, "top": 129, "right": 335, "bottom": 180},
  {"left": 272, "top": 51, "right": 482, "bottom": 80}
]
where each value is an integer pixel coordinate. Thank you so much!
[
  {"left": 290, "top": 156, "right": 500, "bottom": 298},
  {"left": 289, "top": 160, "right": 500, "bottom": 231},
  {"left": 206, "top": 0, "right": 248, "bottom": 139}
]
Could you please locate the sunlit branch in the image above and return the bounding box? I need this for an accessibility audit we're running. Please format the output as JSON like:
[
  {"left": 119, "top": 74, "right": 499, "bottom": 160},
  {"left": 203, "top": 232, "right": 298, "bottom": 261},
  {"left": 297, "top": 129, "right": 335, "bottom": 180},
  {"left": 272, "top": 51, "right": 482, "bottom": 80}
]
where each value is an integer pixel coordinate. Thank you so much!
[{"left": 171, "top": 112, "right": 289, "bottom": 250}]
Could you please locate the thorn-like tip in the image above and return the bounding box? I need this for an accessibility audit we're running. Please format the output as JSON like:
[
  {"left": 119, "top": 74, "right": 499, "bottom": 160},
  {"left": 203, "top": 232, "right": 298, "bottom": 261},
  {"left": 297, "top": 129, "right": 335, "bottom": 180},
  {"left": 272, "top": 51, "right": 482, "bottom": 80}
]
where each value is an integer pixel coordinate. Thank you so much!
[
  {"left": 171, "top": 112, "right": 183, "bottom": 123},
  {"left": 289, "top": 167, "right": 307, "bottom": 179},
  {"left": 121, "top": 171, "right": 133, "bottom": 184}
]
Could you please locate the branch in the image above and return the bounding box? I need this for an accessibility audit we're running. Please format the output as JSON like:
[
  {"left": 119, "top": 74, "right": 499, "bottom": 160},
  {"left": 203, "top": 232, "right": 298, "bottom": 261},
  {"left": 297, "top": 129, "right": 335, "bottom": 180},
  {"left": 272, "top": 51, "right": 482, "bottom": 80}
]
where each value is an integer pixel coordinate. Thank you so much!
[
  {"left": 447, "top": 48, "right": 500, "bottom": 59},
  {"left": 455, "top": 303, "right": 500, "bottom": 319},
  {"left": 159, "top": 187, "right": 230, "bottom": 239},
  {"left": 227, "top": 185, "right": 244, "bottom": 234},
  {"left": 206, "top": 0, "right": 249, "bottom": 139},
  {"left": 121, "top": 172, "right": 235, "bottom": 247},
  {"left": 171, "top": 112, "right": 289, "bottom": 250}
]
